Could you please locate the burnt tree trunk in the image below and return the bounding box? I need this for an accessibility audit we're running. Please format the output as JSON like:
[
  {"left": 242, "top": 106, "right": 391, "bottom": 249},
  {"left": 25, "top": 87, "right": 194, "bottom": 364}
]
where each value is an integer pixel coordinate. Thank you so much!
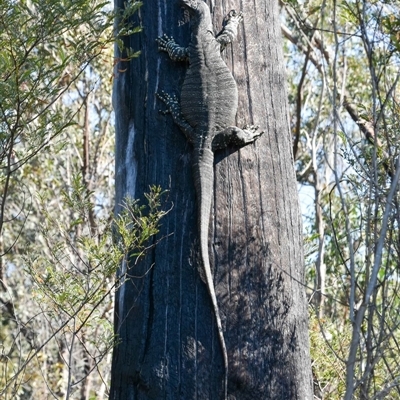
[{"left": 110, "top": 0, "right": 313, "bottom": 399}]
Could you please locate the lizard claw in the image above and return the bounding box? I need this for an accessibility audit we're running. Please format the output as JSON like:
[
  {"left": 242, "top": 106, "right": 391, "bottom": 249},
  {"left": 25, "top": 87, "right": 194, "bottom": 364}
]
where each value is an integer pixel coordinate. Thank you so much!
[
  {"left": 156, "top": 34, "right": 176, "bottom": 52},
  {"left": 244, "top": 124, "right": 261, "bottom": 131},
  {"left": 228, "top": 10, "right": 243, "bottom": 23},
  {"left": 156, "top": 34, "right": 188, "bottom": 61},
  {"left": 156, "top": 91, "right": 181, "bottom": 116},
  {"left": 241, "top": 125, "right": 264, "bottom": 142}
]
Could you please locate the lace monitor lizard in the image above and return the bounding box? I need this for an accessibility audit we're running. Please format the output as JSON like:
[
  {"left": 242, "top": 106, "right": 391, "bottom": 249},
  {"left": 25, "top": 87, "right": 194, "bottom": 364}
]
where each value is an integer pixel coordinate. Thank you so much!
[{"left": 157, "top": 1, "right": 262, "bottom": 398}]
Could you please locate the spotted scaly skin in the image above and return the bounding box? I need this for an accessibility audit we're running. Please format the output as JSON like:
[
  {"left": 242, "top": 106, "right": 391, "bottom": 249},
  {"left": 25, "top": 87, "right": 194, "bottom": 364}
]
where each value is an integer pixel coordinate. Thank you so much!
[{"left": 157, "top": 1, "right": 262, "bottom": 398}]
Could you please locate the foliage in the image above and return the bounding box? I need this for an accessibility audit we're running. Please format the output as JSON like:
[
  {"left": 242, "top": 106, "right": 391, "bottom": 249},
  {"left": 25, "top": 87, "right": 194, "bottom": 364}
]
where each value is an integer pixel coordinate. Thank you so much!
[
  {"left": 0, "top": 0, "right": 147, "bottom": 398},
  {"left": 282, "top": 0, "right": 400, "bottom": 398},
  {"left": 1, "top": 179, "right": 166, "bottom": 398},
  {"left": 310, "top": 315, "right": 349, "bottom": 399}
]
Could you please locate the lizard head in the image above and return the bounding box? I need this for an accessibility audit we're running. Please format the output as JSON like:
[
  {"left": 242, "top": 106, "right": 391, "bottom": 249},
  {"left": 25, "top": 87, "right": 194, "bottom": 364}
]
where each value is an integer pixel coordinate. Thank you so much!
[
  {"left": 180, "top": 0, "right": 213, "bottom": 32},
  {"left": 180, "top": 0, "right": 209, "bottom": 16}
]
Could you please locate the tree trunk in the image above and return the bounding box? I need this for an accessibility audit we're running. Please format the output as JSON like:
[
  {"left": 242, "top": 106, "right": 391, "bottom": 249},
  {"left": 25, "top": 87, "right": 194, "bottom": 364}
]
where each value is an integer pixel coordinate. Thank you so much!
[{"left": 110, "top": 0, "right": 313, "bottom": 399}]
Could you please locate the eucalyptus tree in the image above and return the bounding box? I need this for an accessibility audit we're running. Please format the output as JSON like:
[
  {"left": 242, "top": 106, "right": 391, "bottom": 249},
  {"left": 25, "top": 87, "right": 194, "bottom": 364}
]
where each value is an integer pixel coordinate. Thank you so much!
[{"left": 110, "top": 0, "right": 312, "bottom": 398}]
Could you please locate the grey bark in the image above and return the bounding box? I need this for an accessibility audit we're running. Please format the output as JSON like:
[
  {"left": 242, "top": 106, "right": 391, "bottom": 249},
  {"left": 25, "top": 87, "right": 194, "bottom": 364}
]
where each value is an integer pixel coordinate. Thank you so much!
[{"left": 110, "top": 0, "right": 313, "bottom": 399}]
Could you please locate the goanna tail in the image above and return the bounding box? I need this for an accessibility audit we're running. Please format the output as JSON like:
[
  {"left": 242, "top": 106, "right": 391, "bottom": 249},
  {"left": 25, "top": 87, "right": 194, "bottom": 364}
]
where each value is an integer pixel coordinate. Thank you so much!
[{"left": 193, "top": 147, "right": 228, "bottom": 399}]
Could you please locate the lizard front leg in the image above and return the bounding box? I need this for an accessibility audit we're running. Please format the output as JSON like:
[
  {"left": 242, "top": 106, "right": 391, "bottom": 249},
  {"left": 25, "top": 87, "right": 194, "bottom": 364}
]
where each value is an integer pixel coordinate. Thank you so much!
[
  {"left": 156, "top": 34, "right": 189, "bottom": 62},
  {"left": 212, "top": 125, "right": 263, "bottom": 151},
  {"left": 157, "top": 91, "right": 196, "bottom": 143},
  {"left": 216, "top": 10, "right": 243, "bottom": 48}
]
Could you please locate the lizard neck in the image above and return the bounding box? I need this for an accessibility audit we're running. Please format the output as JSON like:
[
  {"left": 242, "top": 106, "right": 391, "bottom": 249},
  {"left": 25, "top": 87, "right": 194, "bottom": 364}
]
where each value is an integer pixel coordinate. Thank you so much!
[{"left": 190, "top": 10, "right": 213, "bottom": 42}]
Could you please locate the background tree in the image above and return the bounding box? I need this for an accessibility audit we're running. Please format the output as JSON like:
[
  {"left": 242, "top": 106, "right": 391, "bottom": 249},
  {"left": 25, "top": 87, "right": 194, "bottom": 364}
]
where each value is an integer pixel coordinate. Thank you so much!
[
  {"left": 0, "top": 1, "right": 152, "bottom": 398},
  {"left": 110, "top": 0, "right": 312, "bottom": 398},
  {"left": 281, "top": 0, "right": 400, "bottom": 398}
]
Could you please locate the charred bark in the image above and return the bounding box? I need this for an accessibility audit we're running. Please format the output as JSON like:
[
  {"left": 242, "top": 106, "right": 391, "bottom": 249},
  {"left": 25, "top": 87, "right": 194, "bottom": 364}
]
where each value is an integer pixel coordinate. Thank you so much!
[{"left": 110, "top": 1, "right": 313, "bottom": 399}]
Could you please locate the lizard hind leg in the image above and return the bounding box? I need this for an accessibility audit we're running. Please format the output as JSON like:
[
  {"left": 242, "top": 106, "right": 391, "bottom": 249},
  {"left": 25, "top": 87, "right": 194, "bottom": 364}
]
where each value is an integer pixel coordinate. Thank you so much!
[
  {"left": 156, "top": 91, "right": 181, "bottom": 117},
  {"left": 156, "top": 91, "right": 195, "bottom": 142},
  {"left": 212, "top": 125, "right": 264, "bottom": 151}
]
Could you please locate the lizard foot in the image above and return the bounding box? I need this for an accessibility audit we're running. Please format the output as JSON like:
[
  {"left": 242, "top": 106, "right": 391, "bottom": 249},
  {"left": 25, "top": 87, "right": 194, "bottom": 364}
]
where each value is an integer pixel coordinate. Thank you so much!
[
  {"left": 212, "top": 125, "right": 263, "bottom": 150},
  {"left": 156, "top": 91, "right": 195, "bottom": 141},
  {"left": 156, "top": 34, "right": 188, "bottom": 61},
  {"left": 236, "top": 125, "right": 264, "bottom": 144},
  {"left": 156, "top": 34, "right": 175, "bottom": 52},
  {"left": 227, "top": 10, "right": 243, "bottom": 24},
  {"left": 156, "top": 91, "right": 181, "bottom": 118},
  {"left": 218, "top": 10, "right": 243, "bottom": 48}
]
